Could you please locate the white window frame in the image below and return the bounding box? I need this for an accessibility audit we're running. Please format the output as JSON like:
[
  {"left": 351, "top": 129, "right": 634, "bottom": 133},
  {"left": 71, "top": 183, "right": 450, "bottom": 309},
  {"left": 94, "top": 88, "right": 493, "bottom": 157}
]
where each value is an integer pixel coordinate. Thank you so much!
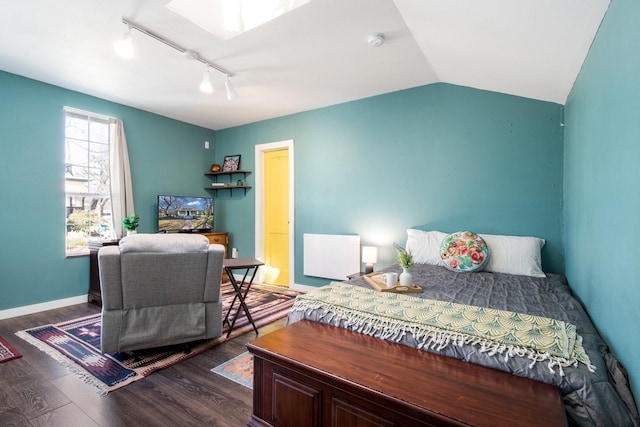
[{"left": 64, "top": 107, "right": 115, "bottom": 256}]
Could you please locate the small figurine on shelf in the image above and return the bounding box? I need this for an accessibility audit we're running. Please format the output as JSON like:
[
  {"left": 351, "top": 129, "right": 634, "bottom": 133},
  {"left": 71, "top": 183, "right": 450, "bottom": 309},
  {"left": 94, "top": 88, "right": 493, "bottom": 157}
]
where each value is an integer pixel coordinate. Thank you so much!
[
  {"left": 123, "top": 214, "right": 140, "bottom": 236},
  {"left": 237, "top": 179, "right": 244, "bottom": 187}
]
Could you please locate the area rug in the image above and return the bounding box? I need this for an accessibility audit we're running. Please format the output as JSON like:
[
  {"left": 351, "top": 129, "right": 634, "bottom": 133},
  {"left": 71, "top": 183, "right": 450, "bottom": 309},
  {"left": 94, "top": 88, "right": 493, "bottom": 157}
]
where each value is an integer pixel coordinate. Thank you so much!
[
  {"left": 16, "top": 282, "right": 300, "bottom": 394},
  {"left": 0, "top": 336, "right": 22, "bottom": 363},
  {"left": 211, "top": 351, "right": 253, "bottom": 389}
]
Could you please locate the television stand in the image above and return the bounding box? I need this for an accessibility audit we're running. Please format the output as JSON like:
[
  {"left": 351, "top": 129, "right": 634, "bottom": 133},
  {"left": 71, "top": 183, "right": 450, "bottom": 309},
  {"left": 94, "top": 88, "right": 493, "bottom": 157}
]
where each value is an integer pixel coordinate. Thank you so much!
[{"left": 201, "top": 232, "right": 229, "bottom": 258}]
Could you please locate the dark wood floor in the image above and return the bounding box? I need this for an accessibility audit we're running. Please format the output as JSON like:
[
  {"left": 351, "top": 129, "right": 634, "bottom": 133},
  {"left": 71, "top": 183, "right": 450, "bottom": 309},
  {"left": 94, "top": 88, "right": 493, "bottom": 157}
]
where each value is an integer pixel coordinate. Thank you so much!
[{"left": 0, "top": 303, "right": 286, "bottom": 427}]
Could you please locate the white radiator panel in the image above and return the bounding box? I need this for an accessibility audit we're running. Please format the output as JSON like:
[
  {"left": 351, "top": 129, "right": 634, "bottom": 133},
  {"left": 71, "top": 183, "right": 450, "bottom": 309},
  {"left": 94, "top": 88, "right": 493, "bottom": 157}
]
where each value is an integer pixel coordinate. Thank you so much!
[{"left": 303, "top": 234, "right": 360, "bottom": 280}]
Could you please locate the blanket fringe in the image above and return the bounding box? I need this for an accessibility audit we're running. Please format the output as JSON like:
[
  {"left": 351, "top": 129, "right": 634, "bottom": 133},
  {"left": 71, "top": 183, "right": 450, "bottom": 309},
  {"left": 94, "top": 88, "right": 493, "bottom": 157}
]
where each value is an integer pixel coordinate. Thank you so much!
[{"left": 292, "top": 299, "right": 595, "bottom": 375}]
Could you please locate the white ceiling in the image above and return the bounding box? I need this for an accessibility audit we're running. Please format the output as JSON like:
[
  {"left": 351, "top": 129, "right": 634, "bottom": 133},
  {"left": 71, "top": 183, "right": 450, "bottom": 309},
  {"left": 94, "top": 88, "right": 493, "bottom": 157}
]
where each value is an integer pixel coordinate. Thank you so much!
[{"left": 0, "top": 0, "right": 609, "bottom": 131}]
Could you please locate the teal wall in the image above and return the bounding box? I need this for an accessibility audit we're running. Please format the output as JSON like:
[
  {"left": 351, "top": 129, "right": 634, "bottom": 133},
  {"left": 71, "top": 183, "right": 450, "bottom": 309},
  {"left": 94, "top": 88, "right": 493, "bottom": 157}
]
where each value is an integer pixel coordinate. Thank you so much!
[
  {"left": 2, "top": 1, "right": 637, "bottom": 408},
  {"left": 0, "top": 70, "right": 216, "bottom": 310},
  {"left": 215, "top": 83, "right": 564, "bottom": 287},
  {"left": 564, "top": 0, "right": 640, "bottom": 402}
]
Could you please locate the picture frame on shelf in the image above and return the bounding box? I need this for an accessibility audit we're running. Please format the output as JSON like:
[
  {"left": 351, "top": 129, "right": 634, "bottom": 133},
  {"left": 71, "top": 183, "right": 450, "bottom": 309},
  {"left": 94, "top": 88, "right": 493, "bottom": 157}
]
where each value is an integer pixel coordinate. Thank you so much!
[{"left": 222, "top": 155, "right": 241, "bottom": 171}]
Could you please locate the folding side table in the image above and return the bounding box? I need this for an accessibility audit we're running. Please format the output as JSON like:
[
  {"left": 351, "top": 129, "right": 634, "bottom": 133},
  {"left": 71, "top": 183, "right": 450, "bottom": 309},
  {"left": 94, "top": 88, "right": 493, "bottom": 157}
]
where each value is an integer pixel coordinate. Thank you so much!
[{"left": 222, "top": 258, "right": 264, "bottom": 338}]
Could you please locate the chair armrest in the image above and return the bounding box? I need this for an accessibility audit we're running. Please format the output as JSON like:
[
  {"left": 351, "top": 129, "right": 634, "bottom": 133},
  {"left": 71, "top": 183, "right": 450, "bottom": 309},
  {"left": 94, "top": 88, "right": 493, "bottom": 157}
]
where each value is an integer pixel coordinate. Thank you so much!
[
  {"left": 204, "top": 244, "right": 225, "bottom": 302},
  {"left": 98, "top": 246, "right": 123, "bottom": 310}
]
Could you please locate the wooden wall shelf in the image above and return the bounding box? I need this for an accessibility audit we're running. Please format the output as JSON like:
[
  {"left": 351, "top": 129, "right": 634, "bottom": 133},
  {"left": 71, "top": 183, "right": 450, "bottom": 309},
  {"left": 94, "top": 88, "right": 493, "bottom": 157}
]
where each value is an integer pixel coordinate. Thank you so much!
[{"left": 205, "top": 170, "right": 252, "bottom": 195}]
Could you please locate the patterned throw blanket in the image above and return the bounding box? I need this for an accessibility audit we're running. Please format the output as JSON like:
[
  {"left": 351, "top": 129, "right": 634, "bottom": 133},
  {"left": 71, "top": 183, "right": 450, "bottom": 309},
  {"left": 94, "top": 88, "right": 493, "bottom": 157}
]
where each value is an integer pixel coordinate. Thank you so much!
[{"left": 290, "top": 282, "right": 594, "bottom": 374}]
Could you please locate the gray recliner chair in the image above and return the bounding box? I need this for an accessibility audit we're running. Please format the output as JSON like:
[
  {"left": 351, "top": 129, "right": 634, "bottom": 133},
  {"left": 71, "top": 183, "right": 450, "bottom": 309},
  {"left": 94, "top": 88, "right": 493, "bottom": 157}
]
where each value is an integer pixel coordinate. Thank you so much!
[{"left": 98, "top": 233, "right": 224, "bottom": 353}]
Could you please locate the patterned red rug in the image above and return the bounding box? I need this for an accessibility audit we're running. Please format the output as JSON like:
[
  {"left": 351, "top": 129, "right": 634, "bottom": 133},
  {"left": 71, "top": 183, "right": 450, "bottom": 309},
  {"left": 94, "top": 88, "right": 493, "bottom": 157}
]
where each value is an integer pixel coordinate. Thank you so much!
[
  {"left": 0, "top": 336, "right": 22, "bottom": 363},
  {"left": 16, "top": 282, "right": 300, "bottom": 393}
]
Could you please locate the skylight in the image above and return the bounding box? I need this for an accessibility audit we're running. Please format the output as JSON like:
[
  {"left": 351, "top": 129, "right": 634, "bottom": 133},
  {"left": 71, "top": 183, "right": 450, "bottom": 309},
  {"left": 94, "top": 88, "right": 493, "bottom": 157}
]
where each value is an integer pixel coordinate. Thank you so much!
[{"left": 166, "top": 0, "right": 311, "bottom": 40}]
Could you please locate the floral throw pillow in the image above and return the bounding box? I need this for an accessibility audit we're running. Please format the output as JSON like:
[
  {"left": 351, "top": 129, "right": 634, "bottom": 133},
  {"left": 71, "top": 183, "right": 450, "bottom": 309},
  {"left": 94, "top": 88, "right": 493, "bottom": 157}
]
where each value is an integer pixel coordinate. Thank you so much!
[{"left": 440, "top": 231, "right": 489, "bottom": 273}]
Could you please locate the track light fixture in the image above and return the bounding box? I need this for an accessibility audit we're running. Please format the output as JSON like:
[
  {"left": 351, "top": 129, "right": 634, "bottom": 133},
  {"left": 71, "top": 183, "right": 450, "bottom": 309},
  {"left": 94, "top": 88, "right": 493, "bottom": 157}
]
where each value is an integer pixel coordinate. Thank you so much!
[
  {"left": 225, "top": 75, "right": 237, "bottom": 101},
  {"left": 199, "top": 67, "right": 214, "bottom": 94},
  {"left": 114, "top": 25, "right": 134, "bottom": 58},
  {"left": 115, "top": 18, "right": 237, "bottom": 99}
]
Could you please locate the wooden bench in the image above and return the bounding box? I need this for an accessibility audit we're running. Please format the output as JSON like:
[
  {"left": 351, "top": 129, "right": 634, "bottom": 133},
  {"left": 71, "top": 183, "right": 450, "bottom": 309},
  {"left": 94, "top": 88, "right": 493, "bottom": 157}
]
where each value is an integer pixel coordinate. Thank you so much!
[{"left": 247, "top": 320, "right": 567, "bottom": 427}]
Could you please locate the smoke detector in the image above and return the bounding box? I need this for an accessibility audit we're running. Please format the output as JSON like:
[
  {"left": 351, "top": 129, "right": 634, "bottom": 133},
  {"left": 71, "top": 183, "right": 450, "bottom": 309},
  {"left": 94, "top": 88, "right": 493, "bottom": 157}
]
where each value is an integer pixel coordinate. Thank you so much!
[{"left": 367, "top": 32, "right": 385, "bottom": 47}]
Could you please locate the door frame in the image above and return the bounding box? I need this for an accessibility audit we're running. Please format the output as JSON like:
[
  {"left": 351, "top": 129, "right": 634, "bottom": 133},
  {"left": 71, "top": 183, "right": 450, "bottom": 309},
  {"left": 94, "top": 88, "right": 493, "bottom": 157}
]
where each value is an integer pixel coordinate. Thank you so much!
[{"left": 254, "top": 140, "right": 295, "bottom": 286}]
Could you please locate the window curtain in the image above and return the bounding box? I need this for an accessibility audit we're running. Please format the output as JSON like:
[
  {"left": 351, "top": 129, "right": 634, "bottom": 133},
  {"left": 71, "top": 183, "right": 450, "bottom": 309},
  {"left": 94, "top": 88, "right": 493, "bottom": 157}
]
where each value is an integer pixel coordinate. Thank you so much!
[{"left": 109, "top": 118, "right": 135, "bottom": 239}]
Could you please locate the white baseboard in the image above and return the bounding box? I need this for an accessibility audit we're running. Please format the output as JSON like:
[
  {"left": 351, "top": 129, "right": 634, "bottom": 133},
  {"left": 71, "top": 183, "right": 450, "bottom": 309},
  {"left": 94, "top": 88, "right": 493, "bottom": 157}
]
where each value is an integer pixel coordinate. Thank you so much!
[
  {"left": 231, "top": 269, "right": 316, "bottom": 294},
  {"left": 231, "top": 272, "right": 314, "bottom": 293},
  {"left": 290, "top": 283, "right": 316, "bottom": 293},
  {"left": 0, "top": 279, "right": 323, "bottom": 321},
  {"left": 0, "top": 281, "right": 320, "bottom": 320},
  {"left": 0, "top": 295, "right": 89, "bottom": 320}
]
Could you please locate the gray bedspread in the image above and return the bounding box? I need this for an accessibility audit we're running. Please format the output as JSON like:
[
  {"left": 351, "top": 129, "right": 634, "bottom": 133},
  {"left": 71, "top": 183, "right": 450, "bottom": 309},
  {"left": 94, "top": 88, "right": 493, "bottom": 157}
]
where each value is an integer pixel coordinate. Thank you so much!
[{"left": 286, "top": 264, "right": 639, "bottom": 427}]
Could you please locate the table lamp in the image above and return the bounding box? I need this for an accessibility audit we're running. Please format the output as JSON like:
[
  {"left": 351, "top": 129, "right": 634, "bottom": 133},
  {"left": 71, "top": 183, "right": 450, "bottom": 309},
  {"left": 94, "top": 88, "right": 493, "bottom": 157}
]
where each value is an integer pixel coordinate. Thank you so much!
[{"left": 362, "top": 246, "right": 378, "bottom": 274}]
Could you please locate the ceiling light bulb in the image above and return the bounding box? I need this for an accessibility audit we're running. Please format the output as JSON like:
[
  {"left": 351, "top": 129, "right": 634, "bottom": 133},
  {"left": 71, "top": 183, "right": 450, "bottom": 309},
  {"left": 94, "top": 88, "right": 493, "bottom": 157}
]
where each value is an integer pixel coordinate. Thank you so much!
[
  {"left": 199, "top": 68, "right": 213, "bottom": 93},
  {"left": 114, "top": 27, "right": 134, "bottom": 58},
  {"left": 225, "top": 76, "right": 237, "bottom": 101}
]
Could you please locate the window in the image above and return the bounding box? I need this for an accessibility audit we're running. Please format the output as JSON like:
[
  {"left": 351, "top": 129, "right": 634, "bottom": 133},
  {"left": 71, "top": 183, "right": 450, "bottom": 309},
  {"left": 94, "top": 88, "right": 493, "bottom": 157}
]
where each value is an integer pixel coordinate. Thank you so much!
[{"left": 64, "top": 108, "right": 114, "bottom": 256}]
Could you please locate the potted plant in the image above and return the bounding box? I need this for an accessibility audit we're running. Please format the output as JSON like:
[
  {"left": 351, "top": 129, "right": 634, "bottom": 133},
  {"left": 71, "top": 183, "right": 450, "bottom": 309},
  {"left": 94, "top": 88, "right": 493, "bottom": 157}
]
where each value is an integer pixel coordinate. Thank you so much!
[
  {"left": 123, "top": 214, "right": 140, "bottom": 235},
  {"left": 393, "top": 243, "right": 414, "bottom": 285}
]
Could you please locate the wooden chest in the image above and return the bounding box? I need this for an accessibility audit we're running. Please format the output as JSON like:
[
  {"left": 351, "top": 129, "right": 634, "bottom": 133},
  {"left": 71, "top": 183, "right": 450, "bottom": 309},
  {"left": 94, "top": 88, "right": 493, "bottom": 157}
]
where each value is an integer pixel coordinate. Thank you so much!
[{"left": 247, "top": 320, "right": 567, "bottom": 427}]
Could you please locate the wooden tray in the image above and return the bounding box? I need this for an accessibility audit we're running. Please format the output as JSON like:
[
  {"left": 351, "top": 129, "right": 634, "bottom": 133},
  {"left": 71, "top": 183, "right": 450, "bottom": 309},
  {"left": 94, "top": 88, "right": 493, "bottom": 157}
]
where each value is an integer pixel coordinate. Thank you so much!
[{"left": 364, "top": 273, "right": 422, "bottom": 293}]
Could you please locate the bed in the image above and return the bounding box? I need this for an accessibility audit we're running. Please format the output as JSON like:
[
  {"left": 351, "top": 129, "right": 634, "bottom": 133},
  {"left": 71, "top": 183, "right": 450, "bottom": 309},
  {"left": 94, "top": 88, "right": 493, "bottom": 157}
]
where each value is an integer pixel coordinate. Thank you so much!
[{"left": 287, "top": 230, "right": 639, "bottom": 427}]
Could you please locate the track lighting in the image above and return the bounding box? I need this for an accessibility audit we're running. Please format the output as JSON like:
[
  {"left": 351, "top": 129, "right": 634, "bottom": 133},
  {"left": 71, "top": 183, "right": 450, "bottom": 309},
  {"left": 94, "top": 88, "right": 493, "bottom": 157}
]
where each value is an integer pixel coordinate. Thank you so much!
[
  {"left": 115, "top": 18, "right": 236, "bottom": 97},
  {"left": 200, "top": 67, "right": 214, "bottom": 94},
  {"left": 225, "top": 75, "right": 237, "bottom": 101},
  {"left": 114, "top": 25, "right": 134, "bottom": 58}
]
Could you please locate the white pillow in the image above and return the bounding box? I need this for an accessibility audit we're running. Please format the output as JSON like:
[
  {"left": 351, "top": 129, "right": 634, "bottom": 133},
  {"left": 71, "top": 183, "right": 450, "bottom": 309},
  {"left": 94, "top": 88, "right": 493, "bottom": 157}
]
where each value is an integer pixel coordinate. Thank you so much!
[
  {"left": 479, "top": 234, "right": 546, "bottom": 277},
  {"left": 405, "top": 229, "right": 448, "bottom": 265}
]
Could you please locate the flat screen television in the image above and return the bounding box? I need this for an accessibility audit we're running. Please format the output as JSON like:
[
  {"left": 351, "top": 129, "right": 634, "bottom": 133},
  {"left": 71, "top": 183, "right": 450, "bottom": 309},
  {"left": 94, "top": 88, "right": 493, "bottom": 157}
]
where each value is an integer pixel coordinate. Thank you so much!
[{"left": 157, "top": 195, "right": 214, "bottom": 233}]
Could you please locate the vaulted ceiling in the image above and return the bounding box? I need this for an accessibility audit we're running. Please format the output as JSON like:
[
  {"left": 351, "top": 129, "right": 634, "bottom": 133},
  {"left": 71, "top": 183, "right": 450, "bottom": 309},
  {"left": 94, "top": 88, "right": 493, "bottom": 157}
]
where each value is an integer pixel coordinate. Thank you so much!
[{"left": 0, "top": 0, "right": 609, "bottom": 130}]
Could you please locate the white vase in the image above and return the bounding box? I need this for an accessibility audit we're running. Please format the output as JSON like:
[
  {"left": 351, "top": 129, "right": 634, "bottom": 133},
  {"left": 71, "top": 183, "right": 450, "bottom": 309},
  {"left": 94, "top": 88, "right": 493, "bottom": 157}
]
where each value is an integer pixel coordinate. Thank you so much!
[
  {"left": 126, "top": 230, "right": 137, "bottom": 236},
  {"left": 399, "top": 267, "right": 413, "bottom": 286}
]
